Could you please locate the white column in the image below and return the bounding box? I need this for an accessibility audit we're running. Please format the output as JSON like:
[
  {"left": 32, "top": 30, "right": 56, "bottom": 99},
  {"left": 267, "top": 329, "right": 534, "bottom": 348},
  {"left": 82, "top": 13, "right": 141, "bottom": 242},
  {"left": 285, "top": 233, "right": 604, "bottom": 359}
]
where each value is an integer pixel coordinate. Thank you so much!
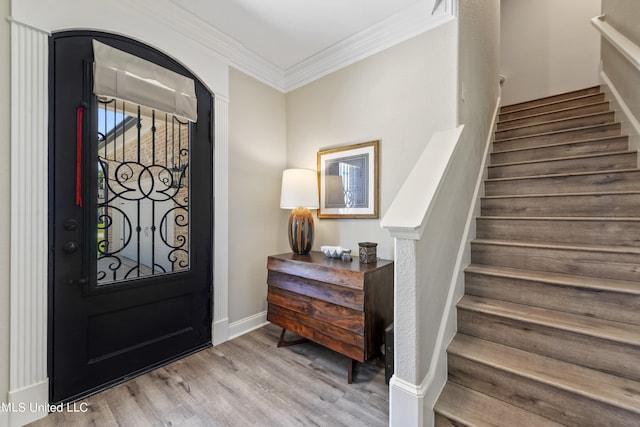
[
  {"left": 8, "top": 18, "right": 50, "bottom": 427},
  {"left": 389, "top": 237, "right": 426, "bottom": 427},
  {"left": 213, "top": 95, "right": 229, "bottom": 345}
]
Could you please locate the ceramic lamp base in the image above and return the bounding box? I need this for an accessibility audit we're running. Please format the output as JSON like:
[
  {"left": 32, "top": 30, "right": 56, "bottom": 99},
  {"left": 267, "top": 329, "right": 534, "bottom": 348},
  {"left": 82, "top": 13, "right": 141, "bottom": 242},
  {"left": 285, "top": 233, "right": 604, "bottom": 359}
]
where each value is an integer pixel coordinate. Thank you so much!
[{"left": 288, "top": 207, "right": 314, "bottom": 255}]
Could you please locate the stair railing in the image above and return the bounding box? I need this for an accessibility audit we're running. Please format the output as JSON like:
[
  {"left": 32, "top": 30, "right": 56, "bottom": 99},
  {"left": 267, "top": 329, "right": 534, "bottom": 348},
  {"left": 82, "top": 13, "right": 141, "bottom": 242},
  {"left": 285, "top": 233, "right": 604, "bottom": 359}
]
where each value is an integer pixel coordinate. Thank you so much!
[
  {"left": 591, "top": 14, "right": 640, "bottom": 157},
  {"left": 591, "top": 15, "right": 640, "bottom": 72}
]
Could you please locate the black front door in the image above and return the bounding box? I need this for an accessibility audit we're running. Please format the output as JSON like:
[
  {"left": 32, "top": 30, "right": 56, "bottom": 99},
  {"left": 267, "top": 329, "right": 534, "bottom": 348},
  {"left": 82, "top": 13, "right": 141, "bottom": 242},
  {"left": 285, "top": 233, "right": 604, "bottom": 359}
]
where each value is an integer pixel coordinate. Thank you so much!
[{"left": 49, "top": 32, "right": 213, "bottom": 403}]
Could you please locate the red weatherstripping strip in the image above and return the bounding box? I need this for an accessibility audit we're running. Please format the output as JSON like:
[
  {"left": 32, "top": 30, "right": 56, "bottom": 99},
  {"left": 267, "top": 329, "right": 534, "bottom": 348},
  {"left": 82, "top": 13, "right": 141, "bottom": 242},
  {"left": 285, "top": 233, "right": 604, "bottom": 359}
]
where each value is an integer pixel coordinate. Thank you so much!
[{"left": 76, "top": 106, "right": 83, "bottom": 207}]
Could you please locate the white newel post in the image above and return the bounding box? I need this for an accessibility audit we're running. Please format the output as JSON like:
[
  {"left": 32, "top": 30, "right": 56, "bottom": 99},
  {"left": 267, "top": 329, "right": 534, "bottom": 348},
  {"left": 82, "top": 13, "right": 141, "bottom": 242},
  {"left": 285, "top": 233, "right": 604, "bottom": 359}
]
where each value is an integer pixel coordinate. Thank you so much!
[
  {"left": 8, "top": 18, "right": 50, "bottom": 427},
  {"left": 387, "top": 236, "right": 426, "bottom": 427},
  {"left": 382, "top": 236, "right": 427, "bottom": 427}
]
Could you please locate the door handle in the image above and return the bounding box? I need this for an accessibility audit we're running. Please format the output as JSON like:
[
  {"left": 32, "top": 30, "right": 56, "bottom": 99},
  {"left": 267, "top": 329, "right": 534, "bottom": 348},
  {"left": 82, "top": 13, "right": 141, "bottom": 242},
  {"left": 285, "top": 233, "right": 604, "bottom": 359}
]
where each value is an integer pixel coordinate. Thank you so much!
[{"left": 63, "top": 241, "right": 79, "bottom": 254}]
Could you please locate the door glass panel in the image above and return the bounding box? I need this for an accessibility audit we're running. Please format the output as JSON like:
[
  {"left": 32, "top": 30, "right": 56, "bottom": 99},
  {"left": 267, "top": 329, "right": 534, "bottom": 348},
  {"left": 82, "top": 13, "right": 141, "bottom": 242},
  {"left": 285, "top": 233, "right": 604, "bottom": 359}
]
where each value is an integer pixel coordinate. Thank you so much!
[{"left": 97, "top": 97, "right": 190, "bottom": 285}]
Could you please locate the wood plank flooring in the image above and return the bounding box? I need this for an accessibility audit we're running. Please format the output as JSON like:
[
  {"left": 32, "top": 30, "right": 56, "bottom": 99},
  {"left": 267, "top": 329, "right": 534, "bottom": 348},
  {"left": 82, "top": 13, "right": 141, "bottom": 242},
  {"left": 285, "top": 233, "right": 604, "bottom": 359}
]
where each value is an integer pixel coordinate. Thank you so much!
[{"left": 29, "top": 324, "right": 389, "bottom": 427}]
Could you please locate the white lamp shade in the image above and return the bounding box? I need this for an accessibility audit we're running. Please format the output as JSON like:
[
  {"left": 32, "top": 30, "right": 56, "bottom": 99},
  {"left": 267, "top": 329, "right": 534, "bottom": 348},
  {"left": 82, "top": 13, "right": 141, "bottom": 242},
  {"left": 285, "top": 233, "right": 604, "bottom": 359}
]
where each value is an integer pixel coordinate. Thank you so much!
[{"left": 280, "top": 169, "right": 319, "bottom": 209}]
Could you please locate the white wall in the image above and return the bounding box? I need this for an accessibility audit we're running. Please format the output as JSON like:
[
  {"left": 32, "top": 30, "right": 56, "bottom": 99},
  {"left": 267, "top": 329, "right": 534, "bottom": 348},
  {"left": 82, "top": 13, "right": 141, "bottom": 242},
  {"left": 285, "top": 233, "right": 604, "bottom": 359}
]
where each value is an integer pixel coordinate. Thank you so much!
[
  {"left": 1, "top": 0, "right": 11, "bottom": 425},
  {"left": 500, "top": 0, "right": 601, "bottom": 105},
  {"left": 603, "top": 0, "right": 640, "bottom": 43},
  {"left": 228, "top": 68, "right": 287, "bottom": 329},
  {"left": 285, "top": 23, "right": 458, "bottom": 260}
]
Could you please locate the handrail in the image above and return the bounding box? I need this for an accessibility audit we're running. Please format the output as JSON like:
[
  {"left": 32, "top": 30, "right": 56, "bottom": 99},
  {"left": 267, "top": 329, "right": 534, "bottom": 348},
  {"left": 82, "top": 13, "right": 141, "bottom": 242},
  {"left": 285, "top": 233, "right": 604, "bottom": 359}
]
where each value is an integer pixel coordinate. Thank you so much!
[
  {"left": 380, "top": 125, "right": 464, "bottom": 239},
  {"left": 591, "top": 14, "right": 640, "bottom": 72}
]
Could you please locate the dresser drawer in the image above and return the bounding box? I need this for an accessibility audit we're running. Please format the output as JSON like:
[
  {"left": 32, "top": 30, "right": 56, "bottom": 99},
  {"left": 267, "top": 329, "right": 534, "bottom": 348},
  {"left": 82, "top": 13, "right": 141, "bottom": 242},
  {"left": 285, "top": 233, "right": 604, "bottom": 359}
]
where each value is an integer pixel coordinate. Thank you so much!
[
  {"left": 267, "top": 270, "right": 364, "bottom": 311},
  {"left": 267, "top": 286, "right": 364, "bottom": 334},
  {"left": 267, "top": 305, "right": 365, "bottom": 361},
  {"left": 267, "top": 255, "right": 366, "bottom": 290}
]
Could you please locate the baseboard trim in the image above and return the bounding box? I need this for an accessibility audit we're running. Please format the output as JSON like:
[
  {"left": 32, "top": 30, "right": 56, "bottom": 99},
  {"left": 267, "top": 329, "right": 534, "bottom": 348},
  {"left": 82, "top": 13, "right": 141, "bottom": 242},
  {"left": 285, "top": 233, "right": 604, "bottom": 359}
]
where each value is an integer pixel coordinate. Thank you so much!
[
  {"left": 212, "top": 317, "right": 229, "bottom": 346},
  {"left": 390, "top": 375, "right": 427, "bottom": 427},
  {"left": 7, "top": 379, "right": 49, "bottom": 427},
  {"left": 228, "top": 311, "right": 268, "bottom": 341}
]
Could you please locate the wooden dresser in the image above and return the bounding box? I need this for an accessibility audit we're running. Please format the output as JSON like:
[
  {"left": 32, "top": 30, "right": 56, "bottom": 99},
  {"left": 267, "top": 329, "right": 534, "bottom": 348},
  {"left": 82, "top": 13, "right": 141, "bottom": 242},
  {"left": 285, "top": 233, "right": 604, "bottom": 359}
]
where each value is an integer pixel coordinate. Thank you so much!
[{"left": 266, "top": 252, "right": 394, "bottom": 382}]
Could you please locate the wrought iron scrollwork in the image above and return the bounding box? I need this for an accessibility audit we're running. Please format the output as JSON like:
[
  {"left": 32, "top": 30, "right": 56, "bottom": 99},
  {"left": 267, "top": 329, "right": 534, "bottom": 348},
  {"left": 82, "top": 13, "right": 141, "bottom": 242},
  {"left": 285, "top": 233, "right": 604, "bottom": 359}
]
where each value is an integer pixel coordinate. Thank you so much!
[{"left": 97, "top": 98, "right": 190, "bottom": 284}]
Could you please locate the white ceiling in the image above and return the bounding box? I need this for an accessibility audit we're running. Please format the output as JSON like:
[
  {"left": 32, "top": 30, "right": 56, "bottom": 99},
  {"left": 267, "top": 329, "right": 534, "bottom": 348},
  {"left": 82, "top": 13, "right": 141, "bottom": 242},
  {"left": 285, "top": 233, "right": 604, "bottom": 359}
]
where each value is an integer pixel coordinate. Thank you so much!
[{"left": 172, "top": 0, "right": 439, "bottom": 71}]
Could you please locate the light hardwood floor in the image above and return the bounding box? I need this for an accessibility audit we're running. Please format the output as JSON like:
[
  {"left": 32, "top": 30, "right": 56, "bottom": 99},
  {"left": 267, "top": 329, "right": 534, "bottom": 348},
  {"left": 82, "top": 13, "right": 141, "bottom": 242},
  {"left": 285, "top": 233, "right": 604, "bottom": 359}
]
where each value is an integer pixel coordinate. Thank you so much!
[{"left": 29, "top": 324, "right": 389, "bottom": 426}]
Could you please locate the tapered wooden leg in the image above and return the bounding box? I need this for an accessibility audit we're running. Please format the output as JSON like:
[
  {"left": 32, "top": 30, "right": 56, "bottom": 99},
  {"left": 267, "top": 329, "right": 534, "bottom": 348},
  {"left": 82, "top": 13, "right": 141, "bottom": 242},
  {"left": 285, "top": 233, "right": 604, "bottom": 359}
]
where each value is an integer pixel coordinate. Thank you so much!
[
  {"left": 277, "top": 328, "right": 309, "bottom": 347},
  {"left": 348, "top": 358, "right": 356, "bottom": 384}
]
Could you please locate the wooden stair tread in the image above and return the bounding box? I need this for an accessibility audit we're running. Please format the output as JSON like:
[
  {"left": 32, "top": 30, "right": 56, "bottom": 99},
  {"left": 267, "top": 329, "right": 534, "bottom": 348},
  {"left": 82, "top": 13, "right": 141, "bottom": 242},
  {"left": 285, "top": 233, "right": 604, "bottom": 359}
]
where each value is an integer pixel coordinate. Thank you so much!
[
  {"left": 483, "top": 190, "right": 640, "bottom": 200},
  {"left": 476, "top": 217, "right": 640, "bottom": 246},
  {"left": 488, "top": 150, "right": 634, "bottom": 168},
  {"left": 472, "top": 238, "right": 640, "bottom": 255},
  {"left": 496, "top": 111, "right": 615, "bottom": 134},
  {"left": 499, "top": 93, "right": 606, "bottom": 120},
  {"left": 458, "top": 295, "right": 640, "bottom": 347},
  {"left": 485, "top": 167, "right": 640, "bottom": 183},
  {"left": 494, "top": 123, "right": 621, "bottom": 144},
  {"left": 497, "top": 101, "right": 610, "bottom": 128},
  {"left": 500, "top": 86, "right": 601, "bottom": 113},
  {"left": 435, "top": 383, "right": 563, "bottom": 427},
  {"left": 479, "top": 215, "right": 640, "bottom": 222},
  {"left": 492, "top": 135, "right": 629, "bottom": 155},
  {"left": 448, "top": 334, "right": 640, "bottom": 413},
  {"left": 465, "top": 264, "right": 640, "bottom": 296}
]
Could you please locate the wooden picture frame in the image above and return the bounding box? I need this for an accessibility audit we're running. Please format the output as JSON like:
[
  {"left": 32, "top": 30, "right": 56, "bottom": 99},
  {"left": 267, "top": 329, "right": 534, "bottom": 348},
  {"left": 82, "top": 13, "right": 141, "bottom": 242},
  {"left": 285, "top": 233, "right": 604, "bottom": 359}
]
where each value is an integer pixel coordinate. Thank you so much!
[{"left": 317, "top": 140, "right": 379, "bottom": 219}]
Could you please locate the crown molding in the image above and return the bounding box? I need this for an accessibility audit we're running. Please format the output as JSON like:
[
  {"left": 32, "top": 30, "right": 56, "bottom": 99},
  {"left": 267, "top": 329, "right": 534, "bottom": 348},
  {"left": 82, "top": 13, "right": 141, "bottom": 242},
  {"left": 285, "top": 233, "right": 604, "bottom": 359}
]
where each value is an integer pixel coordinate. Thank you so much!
[
  {"left": 168, "top": 0, "right": 456, "bottom": 93},
  {"left": 229, "top": 48, "right": 287, "bottom": 92},
  {"left": 283, "top": 3, "right": 456, "bottom": 92},
  {"left": 13, "top": 0, "right": 456, "bottom": 93}
]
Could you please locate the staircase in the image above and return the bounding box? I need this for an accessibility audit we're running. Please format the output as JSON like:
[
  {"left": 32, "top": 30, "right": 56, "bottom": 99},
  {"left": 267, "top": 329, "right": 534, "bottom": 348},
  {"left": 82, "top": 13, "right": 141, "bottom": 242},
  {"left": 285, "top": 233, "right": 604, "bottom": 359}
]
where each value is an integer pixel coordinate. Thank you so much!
[{"left": 434, "top": 86, "right": 640, "bottom": 426}]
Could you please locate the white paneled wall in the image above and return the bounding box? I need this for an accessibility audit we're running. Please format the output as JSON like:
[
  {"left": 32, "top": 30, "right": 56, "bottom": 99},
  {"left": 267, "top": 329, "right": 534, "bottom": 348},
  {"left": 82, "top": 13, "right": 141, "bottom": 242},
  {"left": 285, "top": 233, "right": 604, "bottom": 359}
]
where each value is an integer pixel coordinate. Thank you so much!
[{"left": 8, "top": 19, "right": 50, "bottom": 427}]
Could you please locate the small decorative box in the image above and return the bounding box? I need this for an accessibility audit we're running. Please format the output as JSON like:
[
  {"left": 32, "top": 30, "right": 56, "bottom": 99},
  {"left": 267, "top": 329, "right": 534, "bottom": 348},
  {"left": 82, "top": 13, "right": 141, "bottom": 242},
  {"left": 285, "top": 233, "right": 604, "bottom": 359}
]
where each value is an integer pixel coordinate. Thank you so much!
[{"left": 358, "top": 242, "right": 377, "bottom": 263}]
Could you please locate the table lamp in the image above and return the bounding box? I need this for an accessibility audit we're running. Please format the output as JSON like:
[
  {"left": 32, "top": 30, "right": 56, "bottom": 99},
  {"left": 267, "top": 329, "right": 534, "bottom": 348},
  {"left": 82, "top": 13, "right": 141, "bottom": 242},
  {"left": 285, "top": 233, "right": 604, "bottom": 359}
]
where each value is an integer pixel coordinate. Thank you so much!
[{"left": 280, "top": 168, "right": 319, "bottom": 255}]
